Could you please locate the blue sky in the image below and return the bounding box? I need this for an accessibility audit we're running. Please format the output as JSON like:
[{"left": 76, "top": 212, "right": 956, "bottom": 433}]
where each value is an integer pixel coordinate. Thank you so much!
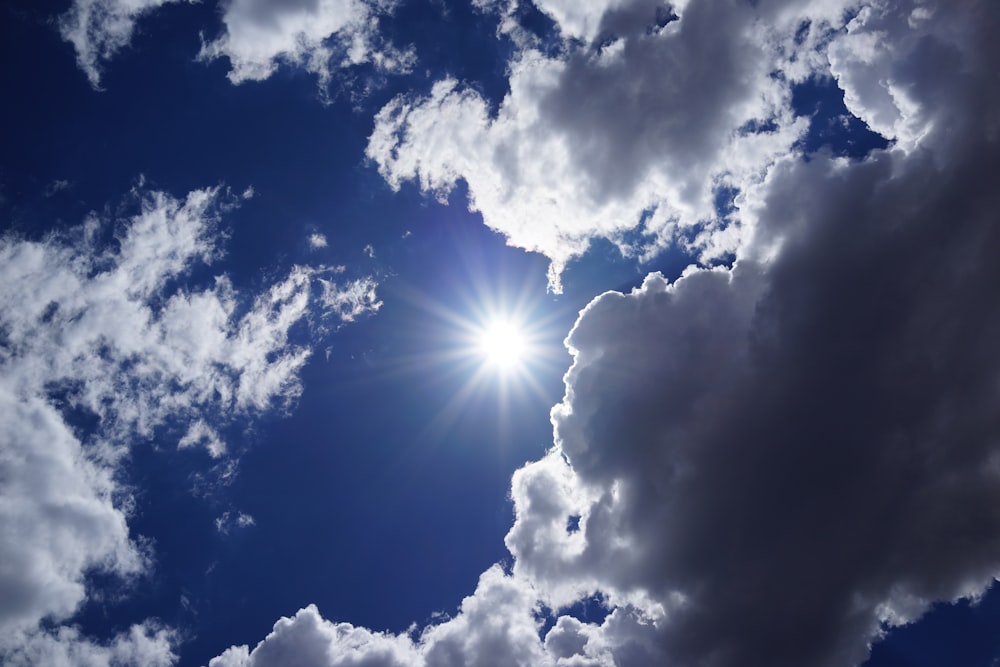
[{"left": 1, "top": 0, "right": 1000, "bottom": 665}]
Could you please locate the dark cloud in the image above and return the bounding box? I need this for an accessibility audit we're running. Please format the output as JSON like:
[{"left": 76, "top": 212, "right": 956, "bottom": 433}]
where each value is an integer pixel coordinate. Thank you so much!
[{"left": 504, "top": 3, "right": 1000, "bottom": 665}]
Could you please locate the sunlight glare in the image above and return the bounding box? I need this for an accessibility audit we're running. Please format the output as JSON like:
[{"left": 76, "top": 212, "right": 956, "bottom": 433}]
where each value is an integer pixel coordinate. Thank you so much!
[{"left": 479, "top": 320, "right": 527, "bottom": 370}]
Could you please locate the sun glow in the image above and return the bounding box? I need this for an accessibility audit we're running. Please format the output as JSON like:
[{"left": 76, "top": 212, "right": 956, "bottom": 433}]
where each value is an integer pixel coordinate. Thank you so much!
[
  {"left": 478, "top": 320, "right": 527, "bottom": 370},
  {"left": 387, "top": 263, "right": 572, "bottom": 440}
]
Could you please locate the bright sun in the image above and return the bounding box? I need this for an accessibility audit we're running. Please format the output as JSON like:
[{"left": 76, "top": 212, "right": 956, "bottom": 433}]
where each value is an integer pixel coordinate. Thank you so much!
[{"left": 478, "top": 320, "right": 527, "bottom": 370}]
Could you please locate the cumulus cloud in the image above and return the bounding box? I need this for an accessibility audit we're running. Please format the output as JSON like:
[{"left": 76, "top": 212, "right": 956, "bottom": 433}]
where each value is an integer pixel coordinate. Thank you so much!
[
  {"left": 208, "top": 566, "right": 550, "bottom": 667},
  {"left": 366, "top": 0, "right": 866, "bottom": 290},
  {"left": 0, "top": 185, "right": 380, "bottom": 660},
  {"left": 198, "top": 0, "right": 414, "bottom": 88},
  {"left": 58, "top": 0, "right": 188, "bottom": 89},
  {"left": 217, "top": 1, "right": 1000, "bottom": 665}
]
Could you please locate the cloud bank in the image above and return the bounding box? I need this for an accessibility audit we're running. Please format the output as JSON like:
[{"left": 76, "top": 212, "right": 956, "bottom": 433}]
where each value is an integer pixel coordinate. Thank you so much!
[
  {"left": 213, "top": 0, "right": 1000, "bottom": 665},
  {"left": 0, "top": 185, "right": 380, "bottom": 662}
]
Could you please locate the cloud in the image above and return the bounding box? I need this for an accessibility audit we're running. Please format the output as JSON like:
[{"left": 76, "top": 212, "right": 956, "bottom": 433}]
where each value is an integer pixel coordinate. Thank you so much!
[
  {"left": 216, "top": 1, "right": 1000, "bottom": 665},
  {"left": 208, "top": 566, "right": 548, "bottom": 667},
  {"left": 0, "top": 389, "right": 144, "bottom": 634},
  {"left": 319, "top": 275, "right": 382, "bottom": 323},
  {"left": 366, "top": 0, "right": 865, "bottom": 291},
  {"left": 43, "top": 180, "right": 72, "bottom": 198},
  {"left": 309, "top": 232, "right": 330, "bottom": 249},
  {"left": 1, "top": 623, "right": 175, "bottom": 667},
  {"left": 215, "top": 511, "right": 256, "bottom": 534},
  {"left": 198, "top": 0, "right": 415, "bottom": 89},
  {"left": 59, "top": 0, "right": 412, "bottom": 92},
  {"left": 505, "top": 3, "right": 1000, "bottom": 664},
  {"left": 58, "top": 0, "right": 187, "bottom": 89},
  {"left": 0, "top": 185, "right": 380, "bottom": 660}
]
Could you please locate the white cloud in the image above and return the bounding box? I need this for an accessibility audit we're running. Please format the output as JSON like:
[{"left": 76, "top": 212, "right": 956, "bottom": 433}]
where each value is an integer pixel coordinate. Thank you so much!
[
  {"left": 198, "top": 0, "right": 414, "bottom": 89},
  {"left": 1, "top": 623, "right": 175, "bottom": 667},
  {"left": 215, "top": 511, "right": 256, "bottom": 534},
  {"left": 0, "top": 389, "right": 143, "bottom": 633},
  {"left": 367, "top": 0, "right": 837, "bottom": 291},
  {"left": 0, "top": 185, "right": 380, "bottom": 660},
  {"left": 58, "top": 0, "right": 187, "bottom": 89},
  {"left": 309, "top": 232, "right": 329, "bottom": 249},
  {"left": 319, "top": 275, "right": 382, "bottom": 323},
  {"left": 179, "top": 419, "right": 226, "bottom": 457},
  {"left": 59, "top": 0, "right": 412, "bottom": 92},
  {"left": 208, "top": 566, "right": 549, "bottom": 667}
]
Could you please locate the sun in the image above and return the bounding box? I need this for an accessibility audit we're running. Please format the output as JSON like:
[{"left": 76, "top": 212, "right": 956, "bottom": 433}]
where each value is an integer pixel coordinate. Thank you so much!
[{"left": 478, "top": 320, "right": 527, "bottom": 370}]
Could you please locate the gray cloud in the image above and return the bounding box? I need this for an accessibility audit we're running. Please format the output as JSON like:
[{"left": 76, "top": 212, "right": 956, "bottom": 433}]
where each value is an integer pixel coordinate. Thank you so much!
[{"left": 505, "top": 4, "right": 1000, "bottom": 664}]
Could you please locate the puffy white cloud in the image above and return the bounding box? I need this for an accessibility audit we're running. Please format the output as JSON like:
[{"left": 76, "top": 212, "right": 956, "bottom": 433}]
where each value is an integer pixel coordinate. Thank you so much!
[
  {"left": 208, "top": 566, "right": 548, "bottom": 667},
  {"left": 367, "top": 0, "right": 844, "bottom": 291},
  {"left": 198, "top": 0, "right": 414, "bottom": 88},
  {"left": 0, "top": 185, "right": 380, "bottom": 660},
  {"left": 58, "top": 0, "right": 188, "bottom": 89},
  {"left": 0, "top": 390, "right": 143, "bottom": 633}
]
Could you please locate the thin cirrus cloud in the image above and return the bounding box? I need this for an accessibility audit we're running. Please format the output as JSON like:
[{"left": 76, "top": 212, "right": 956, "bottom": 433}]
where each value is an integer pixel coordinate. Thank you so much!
[
  {"left": 206, "top": 0, "right": 1000, "bottom": 666},
  {"left": 58, "top": 0, "right": 189, "bottom": 89},
  {"left": 0, "top": 185, "right": 380, "bottom": 664},
  {"left": 58, "top": 0, "right": 413, "bottom": 90}
]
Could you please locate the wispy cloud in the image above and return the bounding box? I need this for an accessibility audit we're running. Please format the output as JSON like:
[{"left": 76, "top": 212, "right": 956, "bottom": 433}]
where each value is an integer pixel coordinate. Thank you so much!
[
  {"left": 0, "top": 184, "right": 380, "bottom": 660},
  {"left": 58, "top": 0, "right": 188, "bottom": 89}
]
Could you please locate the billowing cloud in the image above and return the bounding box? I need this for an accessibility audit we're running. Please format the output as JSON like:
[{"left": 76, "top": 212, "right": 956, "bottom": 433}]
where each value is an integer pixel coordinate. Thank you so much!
[
  {"left": 58, "top": 0, "right": 188, "bottom": 89},
  {"left": 367, "top": 0, "right": 868, "bottom": 291},
  {"left": 208, "top": 566, "right": 548, "bottom": 667},
  {"left": 216, "top": 0, "right": 1000, "bottom": 665},
  {"left": 198, "top": 0, "right": 414, "bottom": 88},
  {"left": 0, "top": 185, "right": 379, "bottom": 660}
]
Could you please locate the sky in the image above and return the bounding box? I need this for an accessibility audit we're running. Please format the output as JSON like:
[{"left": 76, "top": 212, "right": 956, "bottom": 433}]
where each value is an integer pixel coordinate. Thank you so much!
[{"left": 1, "top": 0, "right": 999, "bottom": 665}]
